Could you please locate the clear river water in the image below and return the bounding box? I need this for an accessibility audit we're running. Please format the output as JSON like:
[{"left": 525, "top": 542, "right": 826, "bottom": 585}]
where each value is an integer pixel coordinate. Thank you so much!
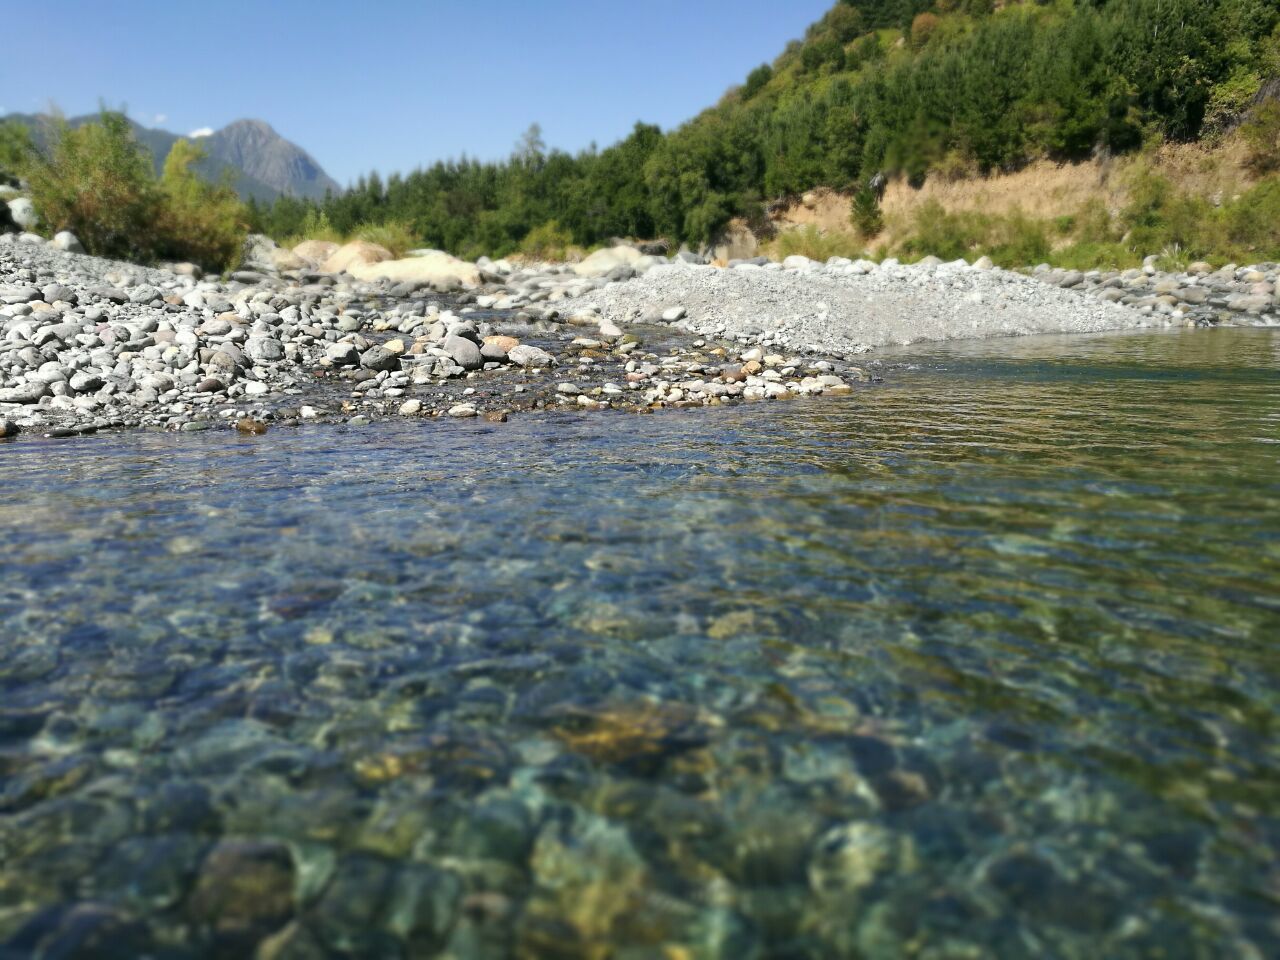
[{"left": 0, "top": 328, "right": 1277, "bottom": 959}]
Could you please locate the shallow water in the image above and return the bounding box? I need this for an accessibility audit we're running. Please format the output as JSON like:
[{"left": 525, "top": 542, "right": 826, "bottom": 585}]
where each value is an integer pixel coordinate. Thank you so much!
[{"left": 1, "top": 328, "right": 1277, "bottom": 959}]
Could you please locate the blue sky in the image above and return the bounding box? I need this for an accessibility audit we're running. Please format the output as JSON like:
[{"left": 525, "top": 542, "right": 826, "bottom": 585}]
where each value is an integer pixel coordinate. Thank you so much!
[{"left": 6, "top": 0, "right": 834, "bottom": 186}]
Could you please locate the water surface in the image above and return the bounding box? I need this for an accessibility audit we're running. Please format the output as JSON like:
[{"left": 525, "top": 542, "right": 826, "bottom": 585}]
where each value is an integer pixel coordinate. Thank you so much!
[{"left": 1, "top": 328, "right": 1277, "bottom": 958}]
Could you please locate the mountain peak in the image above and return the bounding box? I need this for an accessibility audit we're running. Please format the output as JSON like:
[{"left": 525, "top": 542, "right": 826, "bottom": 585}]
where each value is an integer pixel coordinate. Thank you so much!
[
  {"left": 208, "top": 120, "right": 338, "bottom": 200},
  {"left": 0, "top": 111, "right": 339, "bottom": 202}
]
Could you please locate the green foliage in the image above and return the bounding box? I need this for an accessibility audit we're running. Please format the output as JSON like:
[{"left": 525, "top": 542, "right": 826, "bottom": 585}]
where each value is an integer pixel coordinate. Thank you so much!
[
  {"left": 25, "top": 112, "right": 164, "bottom": 261},
  {"left": 1204, "top": 68, "right": 1263, "bottom": 136},
  {"left": 742, "top": 64, "right": 774, "bottom": 100},
  {"left": 0, "top": 121, "right": 33, "bottom": 180},
  {"left": 23, "top": 112, "right": 247, "bottom": 270},
  {"left": 768, "top": 226, "right": 866, "bottom": 262},
  {"left": 851, "top": 187, "right": 884, "bottom": 238},
  {"left": 519, "top": 220, "right": 575, "bottom": 261},
  {"left": 1242, "top": 100, "right": 1280, "bottom": 173},
  {"left": 157, "top": 138, "right": 247, "bottom": 271},
  {"left": 353, "top": 220, "right": 416, "bottom": 258},
  {"left": 895, "top": 200, "right": 1051, "bottom": 266},
  {"left": 282, "top": 207, "right": 342, "bottom": 247},
  {"left": 252, "top": 1, "right": 1280, "bottom": 258},
  {"left": 885, "top": 167, "right": 1280, "bottom": 270}
]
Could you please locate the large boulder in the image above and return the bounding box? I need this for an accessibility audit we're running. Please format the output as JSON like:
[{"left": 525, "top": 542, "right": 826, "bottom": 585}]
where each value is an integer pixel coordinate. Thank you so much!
[
  {"left": 269, "top": 247, "right": 306, "bottom": 271},
  {"left": 321, "top": 240, "right": 394, "bottom": 275},
  {"left": 7, "top": 197, "right": 37, "bottom": 232},
  {"left": 241, "top": 233, "right": 279, "bottom": 271},
  {"left": 347, "top": 250, "right": 481, "bottom": 291},
  {"left": 711, "top": 220, "right": 759, "bottom": 262},
  {"left": 293, "top": 240, "right": 340, "bottom": 266},
  {"left": 573, "top": 245, "right": 646, "bottom": 278}
]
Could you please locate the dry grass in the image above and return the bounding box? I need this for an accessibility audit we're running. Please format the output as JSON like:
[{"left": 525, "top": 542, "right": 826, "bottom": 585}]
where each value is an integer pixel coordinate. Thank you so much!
[{"left": 768, "top": 135, "right": 1260, "bottom": 251}]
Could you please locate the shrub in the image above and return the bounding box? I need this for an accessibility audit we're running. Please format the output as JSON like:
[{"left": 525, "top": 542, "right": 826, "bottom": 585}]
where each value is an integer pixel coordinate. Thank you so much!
[
  {"left": 894, "top": 201, "right": 1051, "bottom": 267},
  {"left": 519, "top": 220, "right": 574, "bottom": 261},
  {"left": 742, "top": 64, "right": 773, "bottom": 101},
  {"left": 850, "top": 188, "right": 884, "bottom": 239},
  {"left": 283, "top": 207, "right": 342, "bottom": 247},
  {"left": 354, "top": 220, "right": 416, "bottom": 258},
  {"left": 0, "top": 121, "right": 32, "bottom": 181},
  {"left": 768, "top": 225, "right": 865, "bottom": 262},
  {"left": 1218, "top": 177, "right": 1280, "bottom": 260},
  {"left": 1241, "top": 100, "right": 1280, "bottom": 173},
  {"left": 910, "top": 13, "right": 940, "bottom": 49},
  {"left": 25, "top": 112, "right": 163, "bottom": 261},
  {"left": 157, "top": 138, "right": 247, "bottom": 271}
]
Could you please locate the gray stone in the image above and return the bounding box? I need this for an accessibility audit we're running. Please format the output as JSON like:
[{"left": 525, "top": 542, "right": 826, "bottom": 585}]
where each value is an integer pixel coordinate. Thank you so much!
[
  {"left": 245, "top": 337, "right": 285, "bottom": 362},
  {"left": 326, "top": 342, "right": 360, "bottom": 366},
  {"left": 360, "top": 345, "right": 401, "bottom": 372},
  {"left": 87, "top": 286, "right": 129, "bottom": 305},
  {"left": 199, "top": 318, "right": 233, "bottom": 336},
  {"left": 507, "top": 344, "right": 555, "bottom": 368},
  {"left": 444, "top": 334, "right": 482, "bottom": 370},
  {"left": 129, "top": 285, "right": 161, "bottom": 304},
  {"left": 69, "top": 371, "right": 105, "bottom": 394}
]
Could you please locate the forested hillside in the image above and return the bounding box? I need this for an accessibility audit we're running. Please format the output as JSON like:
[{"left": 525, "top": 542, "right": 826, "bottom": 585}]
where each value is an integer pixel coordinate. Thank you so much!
[{"left": 253, "top": 0, "right": 1280, "bottom": 260}]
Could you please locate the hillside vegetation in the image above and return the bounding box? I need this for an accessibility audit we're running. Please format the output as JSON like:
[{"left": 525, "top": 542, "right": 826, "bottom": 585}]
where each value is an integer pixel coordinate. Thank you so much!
[{"left": 253, "top": 0, "right": 1280, "bottom": 266}]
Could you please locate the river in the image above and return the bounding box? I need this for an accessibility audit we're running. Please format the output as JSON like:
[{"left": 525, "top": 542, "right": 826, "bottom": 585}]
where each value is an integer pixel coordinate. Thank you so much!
[{"left": 1, "top": 327, "right": 1277, "bottom": 958}]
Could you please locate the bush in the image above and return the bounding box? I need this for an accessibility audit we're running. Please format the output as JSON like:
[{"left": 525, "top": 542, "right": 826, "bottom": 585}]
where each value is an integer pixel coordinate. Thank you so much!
[
  {"left": 283, "top": 207, "right": 342, "bottom": 248},
  {"left": 157, "top": 138, "right": 247, "bottom": 272},
  {"left": 850, "top": 188, "right": 884, "bottom": 239},
  {"left": 894, "top": 201, "right": 1051, "bottom": 267},
  {"left": 768, "top": 225, "right": 865, "bottom": 262},
  {"left": 519, "top": 220, "right": 574, "bottom": 261},
  {"left": 24, "top": 112, "right": 248, "bottom": 270},
  {"left": 742, "top": 64, "right": 773, "bottom": 101},
  {"left": 354, "top": 220, "right": 416, "bottom": 258},
  {"left": 25, "top": 112, "right": 163, "bottom": 262},
  {"left": 910, "top": 12, "right": 939, "bottom": 49},
  {"left": 0, "top": 121, "right": 32, "bottom": 181},
  {"left": 1242, "top": 100, "right": 1280, "bottom": 173}
]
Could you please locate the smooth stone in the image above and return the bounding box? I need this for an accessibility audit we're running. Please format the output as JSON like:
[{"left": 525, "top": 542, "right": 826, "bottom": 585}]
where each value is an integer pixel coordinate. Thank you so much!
[
  {"left": 508, "top": 344, "right": 555, "bottom": 368},
  {"left": 444, "top": 334, "right": 482, "bottom": 370},
  {"left": 52, "top": 231, "right": 85, "bottom": 254},
  {"left": 360, "top": 345, "right": 401, "bottom": 372}
]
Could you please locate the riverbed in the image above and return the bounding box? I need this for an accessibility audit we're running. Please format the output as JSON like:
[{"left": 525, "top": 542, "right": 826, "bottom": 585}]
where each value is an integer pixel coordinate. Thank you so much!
[{"left": 1, "top": 327, "right": 1277, "bottom": 958}]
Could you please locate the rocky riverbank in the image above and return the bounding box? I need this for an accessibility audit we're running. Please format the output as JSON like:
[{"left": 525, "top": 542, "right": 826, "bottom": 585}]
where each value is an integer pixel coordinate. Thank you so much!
[
  {"left": 552, "top": 255, "right": 1219, "bottom": 357},
  {"left": 5, "top": 228, "right": 1278, "bottom": 442},
  {"left": 0, "top": 236, "right": 868, "bottom": 441}
]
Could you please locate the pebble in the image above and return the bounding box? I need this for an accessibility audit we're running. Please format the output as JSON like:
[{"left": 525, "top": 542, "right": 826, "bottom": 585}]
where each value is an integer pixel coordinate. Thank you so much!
[{"left": 5, "top": 231, "right": 1256, "bottom": 443}]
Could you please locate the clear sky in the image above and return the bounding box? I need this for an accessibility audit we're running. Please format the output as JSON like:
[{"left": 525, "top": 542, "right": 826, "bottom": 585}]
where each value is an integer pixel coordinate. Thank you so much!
[{"left": 5, "top": 0, "right": 834, "bottom": 186}]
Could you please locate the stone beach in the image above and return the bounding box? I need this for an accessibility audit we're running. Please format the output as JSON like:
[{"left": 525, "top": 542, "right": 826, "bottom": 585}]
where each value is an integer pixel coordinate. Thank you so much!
[{"left": 5, "top": 229, "right": 1278, "bottom": 442}]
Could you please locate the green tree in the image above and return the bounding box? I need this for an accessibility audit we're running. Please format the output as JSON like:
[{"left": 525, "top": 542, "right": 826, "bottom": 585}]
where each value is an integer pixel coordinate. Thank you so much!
[
  {"left": 25, "top": 111, "right": 162, "bottom": 261},
  {"left": 158, "top": 138, "right": 247, "bottom": 271}
]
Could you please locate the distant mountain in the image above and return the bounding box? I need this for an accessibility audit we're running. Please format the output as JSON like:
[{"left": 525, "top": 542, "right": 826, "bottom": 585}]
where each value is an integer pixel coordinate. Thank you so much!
[{"left": 4, "top": 113, "right": 340, "bottom": 202}]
